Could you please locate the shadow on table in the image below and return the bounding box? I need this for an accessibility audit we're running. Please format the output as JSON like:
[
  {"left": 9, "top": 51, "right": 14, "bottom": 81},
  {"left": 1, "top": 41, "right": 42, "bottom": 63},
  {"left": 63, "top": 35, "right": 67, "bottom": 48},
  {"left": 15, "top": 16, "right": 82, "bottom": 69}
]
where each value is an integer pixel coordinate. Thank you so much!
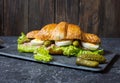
[{"left": 101, "top": 51, "right": 120, "bottom": 73}]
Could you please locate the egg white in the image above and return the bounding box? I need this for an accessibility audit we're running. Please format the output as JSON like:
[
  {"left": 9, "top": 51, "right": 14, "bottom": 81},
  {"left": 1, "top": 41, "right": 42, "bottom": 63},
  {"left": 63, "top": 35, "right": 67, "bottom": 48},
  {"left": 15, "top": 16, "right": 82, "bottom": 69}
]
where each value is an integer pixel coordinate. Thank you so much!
[
  {"left": 30, "top": 39, "right": 44, "bottom": 46},
  {"left": 81, "top": 42, "right": 99, "bottom": 50},
  {"left": 55, "top": 40, "right": 72, "bottom": 46}
]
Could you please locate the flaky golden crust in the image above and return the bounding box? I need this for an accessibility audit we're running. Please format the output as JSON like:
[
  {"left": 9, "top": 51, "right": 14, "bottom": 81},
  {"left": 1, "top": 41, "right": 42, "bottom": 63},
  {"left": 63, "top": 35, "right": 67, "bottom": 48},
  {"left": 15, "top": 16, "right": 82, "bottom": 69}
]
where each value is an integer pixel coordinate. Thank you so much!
[
  {"left": 81, "top": 32, "right": 101, "bottom": 44},
  {"left": 26, "top": 30, "right": 39, "bottom": 38},
  {"left": 51, "top": 22, "right": 68, "bottom": 40},
  {"left": 32, "top": 21, "right": 101, "bottom": 44},
  {"left": 50, "top": 22, "right": 82, "bottom": 40},
  {"left": 35, "top": 22, "right": 83, "bottom": 41},
  {"left": 35, "top": 24, "right": 57, "bottom": 40},
  {"left": 66, "top": 24, "right": 82, "bottom": 40}
]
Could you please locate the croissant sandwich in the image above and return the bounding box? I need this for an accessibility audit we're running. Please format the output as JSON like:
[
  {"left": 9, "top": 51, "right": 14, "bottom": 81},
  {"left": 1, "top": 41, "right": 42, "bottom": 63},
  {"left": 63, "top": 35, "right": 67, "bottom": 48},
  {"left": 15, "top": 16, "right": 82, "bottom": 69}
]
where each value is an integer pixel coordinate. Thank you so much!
[{"left": 17, "top": 21, "right": 104, "bottom": 62}]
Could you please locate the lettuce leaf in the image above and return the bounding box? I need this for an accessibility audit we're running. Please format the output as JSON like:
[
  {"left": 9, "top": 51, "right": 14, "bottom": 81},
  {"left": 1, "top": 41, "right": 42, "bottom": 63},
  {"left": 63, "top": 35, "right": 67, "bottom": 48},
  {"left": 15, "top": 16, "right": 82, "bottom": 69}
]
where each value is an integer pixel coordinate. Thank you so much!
[
  {"left": 34, "top": 46, "right": 53, "bottom": 62},
  {"left": 50, "top": 45, "right": 104, "bottom": 57},
  {"left": 17, "top": 32, "right": 30, "bottom": 44},
  {"left": 61, "top": 45, "right": 80, "bottom": 57},
  {"left": 18, "top": 44, "right": 38, "bottom": 53}
]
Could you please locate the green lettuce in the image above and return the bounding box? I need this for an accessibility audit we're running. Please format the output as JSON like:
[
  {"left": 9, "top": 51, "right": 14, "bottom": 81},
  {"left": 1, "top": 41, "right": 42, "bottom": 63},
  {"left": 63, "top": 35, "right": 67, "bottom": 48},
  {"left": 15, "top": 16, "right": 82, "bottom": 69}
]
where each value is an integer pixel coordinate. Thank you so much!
[
  {"left": 34, "top": 46, "right": 53, "bottom": 62},
  {"left": 50, "top": 45, "right": 104, "bottom": 57},
  {"left": 17, "top": 32, "right": 30, "bottom": 44},
  {"left": 18, "top": 44, "right": 38, "bottom": 53},
  {"left": 61, "top": 45, "right": 80, "bottom": 57}
]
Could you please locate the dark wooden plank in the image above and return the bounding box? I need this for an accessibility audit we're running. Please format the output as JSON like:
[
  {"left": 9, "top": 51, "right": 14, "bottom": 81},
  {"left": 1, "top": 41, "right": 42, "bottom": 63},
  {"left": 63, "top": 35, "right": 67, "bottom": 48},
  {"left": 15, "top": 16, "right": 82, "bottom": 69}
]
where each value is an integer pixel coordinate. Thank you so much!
[
  {"left": 79, "top": 0, "right": 100, "bottom": 35},
  {"left": 113, "top": 0, "right": 120, "bottom": 37},
  {"left": 66, "top": 0, "right": 79, "bottom": 24},
  {"left": 3, "top": 0, "right": 28, "bottom": 36},
  {"left": 1, "top": 0, "right": 120, "bottom": 37},
  {"left": 100, "top": 0, "right": 120, "bottom": 37},
  {"left": 0, "top": 0, "right": 3, "bottom": 35},
  {"left": 79, "top": 0, "right": 120, "bottom": 37},
  {"left": 29, "top": 0, "right": 55, "bottom": 31},
  {"left": 55, "top": 0, "right": 67, "bottom": 23},
  {"left": 55, "top": 0, "right": 79, "bottom": 24}
]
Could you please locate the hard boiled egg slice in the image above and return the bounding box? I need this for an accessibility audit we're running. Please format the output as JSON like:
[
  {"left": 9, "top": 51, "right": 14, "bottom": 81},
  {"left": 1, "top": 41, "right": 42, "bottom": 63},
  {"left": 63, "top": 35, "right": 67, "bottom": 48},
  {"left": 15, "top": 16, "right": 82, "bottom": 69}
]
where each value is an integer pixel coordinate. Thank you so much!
[
  {"left": 30, "top": 39, "right": 44, "bottom": 46},
  {"left": 55, "top": 40, "right": 72, "bottom": 46},
  {"left": 81, "top": 42, "right": 99, "bottom": 50}
]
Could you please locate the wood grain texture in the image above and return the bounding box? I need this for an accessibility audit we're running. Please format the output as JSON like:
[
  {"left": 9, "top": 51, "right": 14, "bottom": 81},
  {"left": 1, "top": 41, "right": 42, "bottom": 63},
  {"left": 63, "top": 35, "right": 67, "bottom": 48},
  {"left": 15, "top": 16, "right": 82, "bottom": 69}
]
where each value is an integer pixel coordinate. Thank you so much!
[
  {"left": 79, "top": 0, "right": 100, "bottom": 35},
  {"left": 3, "top": 0, "right": 28, "bottom": 35},
  {"left": 113, "top": 0, "right": 120, "bottom": 37},
  {"left": 29, "top": 0, "right": 55, "bottom": 31},
  {"left": 0, "top": 0, "right": 3, "bottom": 35},
  {"left": 100, "top": 0, "right": 120, "bottom": 37},
  {"left": 0, "top": 0, "right": 120, "bottom": 37},
  {"left": 55, "top": 0, "right": 79, "bottom": 24},
  {"left": 55, "top": 0, "right": 67, "bottom": 23},
  {"left": 66, "top": 0, "right": 79, "bottom": 24}
]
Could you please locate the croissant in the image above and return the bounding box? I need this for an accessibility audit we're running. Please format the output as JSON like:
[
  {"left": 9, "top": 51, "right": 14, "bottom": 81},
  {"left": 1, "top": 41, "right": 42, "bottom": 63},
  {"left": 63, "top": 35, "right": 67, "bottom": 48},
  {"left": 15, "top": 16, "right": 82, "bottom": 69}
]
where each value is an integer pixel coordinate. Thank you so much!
[
  {"left": 50, "top": 22, "right": 67, "bottom": 40},
  {"left": 35, "top": 23, "right": 57, "bottom": 40},
  {"left": 34, "top": 21, "right": 100, "bottom": 44},
  {"left": 35, "top": 22, "right": 82, "bottom": 41},
  {"left": 81, "top": 32, "right": 101, "bottom": 44},
  {"left": 26, "top": 30, "right": 39, "bottom": 39},
  {"left": 66, "top": 23, "right": 82, "bottom": 40}
]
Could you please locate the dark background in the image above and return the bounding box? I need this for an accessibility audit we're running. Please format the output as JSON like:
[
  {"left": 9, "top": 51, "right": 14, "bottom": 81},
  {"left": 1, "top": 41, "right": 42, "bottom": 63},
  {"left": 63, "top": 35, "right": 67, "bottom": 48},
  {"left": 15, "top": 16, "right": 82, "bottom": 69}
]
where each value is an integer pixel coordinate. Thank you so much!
[{"left": 0, "top": 0, "right": 120, "bottom": 37}]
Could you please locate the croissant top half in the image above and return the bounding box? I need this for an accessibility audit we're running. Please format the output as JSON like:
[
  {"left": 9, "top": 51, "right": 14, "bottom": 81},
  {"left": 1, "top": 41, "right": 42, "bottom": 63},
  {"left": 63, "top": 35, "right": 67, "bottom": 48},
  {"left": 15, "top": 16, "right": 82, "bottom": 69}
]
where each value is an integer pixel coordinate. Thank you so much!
[
  {"left": 26, "top": 30, "right": 39, "bottom": 39},
  {"left": 81, "top": 32, "right": 101, "bottom": 44},
  {"left": 27, "top": 21, "right": 101, "bottom": 44},
  {"left": 35, "top": 23, "right": 57, "bottom": 40},
  {"left": 35, "top": 22, "right": 82, "bottom": 40}
]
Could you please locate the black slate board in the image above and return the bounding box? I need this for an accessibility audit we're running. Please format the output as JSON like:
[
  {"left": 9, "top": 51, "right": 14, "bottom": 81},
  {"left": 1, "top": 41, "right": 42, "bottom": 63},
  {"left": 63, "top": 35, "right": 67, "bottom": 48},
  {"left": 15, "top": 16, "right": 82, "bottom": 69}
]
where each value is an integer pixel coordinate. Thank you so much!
[{"left": 0, "top": 44, "right": 116, "bottom": 71}]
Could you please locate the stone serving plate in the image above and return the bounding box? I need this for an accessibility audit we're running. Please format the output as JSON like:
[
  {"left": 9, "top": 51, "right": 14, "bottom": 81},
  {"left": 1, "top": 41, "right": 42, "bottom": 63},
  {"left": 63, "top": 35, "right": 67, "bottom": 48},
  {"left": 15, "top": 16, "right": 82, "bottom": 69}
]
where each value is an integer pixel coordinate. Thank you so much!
[{"left": 0, "top": 44, "right": 116, "bottom": 72}]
